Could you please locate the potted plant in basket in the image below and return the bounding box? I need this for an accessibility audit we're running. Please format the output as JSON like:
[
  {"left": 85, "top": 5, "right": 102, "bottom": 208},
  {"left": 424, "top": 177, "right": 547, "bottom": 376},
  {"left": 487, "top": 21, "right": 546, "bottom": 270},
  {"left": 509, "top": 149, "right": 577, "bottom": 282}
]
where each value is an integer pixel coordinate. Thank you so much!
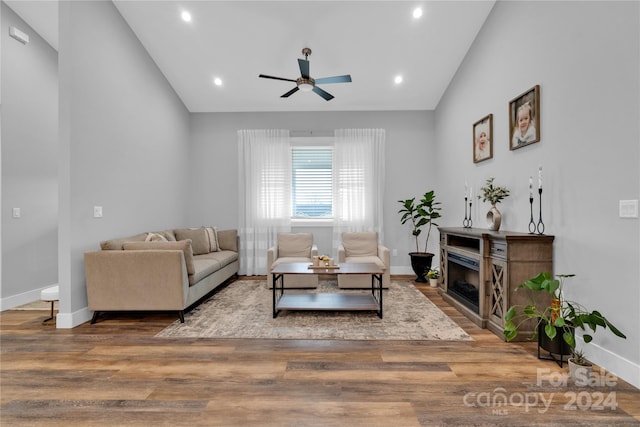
[
  {"left": 503, "top": 272, "right": 626, "bottom": 359},
  {"left": 480, "top": 177, "right": 509, "bottom": 231},
  {"left": 426, "top": 268, "right": 440, "bottom": 288},
  {"left": 398, "top": 190, "right": 442, "bottom": 282}
]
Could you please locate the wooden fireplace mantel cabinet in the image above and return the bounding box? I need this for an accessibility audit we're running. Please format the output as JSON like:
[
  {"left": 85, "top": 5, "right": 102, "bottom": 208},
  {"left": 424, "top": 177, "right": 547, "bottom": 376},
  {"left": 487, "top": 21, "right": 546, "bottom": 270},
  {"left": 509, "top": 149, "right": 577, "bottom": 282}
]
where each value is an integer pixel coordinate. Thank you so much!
[{"left": 438, "top": 227, "right": 554, "bottom": 341}]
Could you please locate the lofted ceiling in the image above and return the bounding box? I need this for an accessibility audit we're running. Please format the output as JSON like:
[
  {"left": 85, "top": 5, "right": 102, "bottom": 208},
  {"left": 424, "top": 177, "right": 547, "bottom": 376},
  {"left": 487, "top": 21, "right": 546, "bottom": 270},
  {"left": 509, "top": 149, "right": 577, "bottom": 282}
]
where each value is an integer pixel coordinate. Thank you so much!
[{"left": 6, "top": 1, "right": 496, "bottom": 113}]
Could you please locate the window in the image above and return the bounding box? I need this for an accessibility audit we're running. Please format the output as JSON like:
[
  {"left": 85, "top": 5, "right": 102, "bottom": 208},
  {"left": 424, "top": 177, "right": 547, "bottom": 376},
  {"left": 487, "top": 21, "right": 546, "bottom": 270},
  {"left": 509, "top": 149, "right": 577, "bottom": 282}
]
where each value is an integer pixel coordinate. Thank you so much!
[{"left": 291, "top": 145, "right": 333, "bottom": 218}]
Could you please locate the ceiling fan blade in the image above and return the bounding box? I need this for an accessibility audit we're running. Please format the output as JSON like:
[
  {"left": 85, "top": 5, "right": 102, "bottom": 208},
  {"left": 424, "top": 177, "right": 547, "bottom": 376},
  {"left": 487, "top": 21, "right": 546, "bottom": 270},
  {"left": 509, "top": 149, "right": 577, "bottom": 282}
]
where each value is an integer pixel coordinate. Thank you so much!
[
  {"left": 259, "top": 74, "right": 296, "bottom": 82},
  {"left": 281, "top": 87, "right": 300, "bottom": 98},
  {"left": 298, "top": 59, "right": 310, "bottom": 79},
  {"left": 312, "top": 86, "right": 334, "bottom": 101},
  {"left": 314, "top": 75, "right": 352, "bottom": 85}
]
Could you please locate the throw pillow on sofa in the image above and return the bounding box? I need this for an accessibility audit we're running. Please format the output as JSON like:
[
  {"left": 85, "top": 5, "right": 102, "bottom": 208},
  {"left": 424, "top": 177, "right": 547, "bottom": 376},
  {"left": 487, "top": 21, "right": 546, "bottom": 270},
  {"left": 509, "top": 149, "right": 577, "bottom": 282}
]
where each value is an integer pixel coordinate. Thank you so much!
[
  {"left": 145, "top": 232, "right": 168, "bottom": 242},
  {"left": 205, "top": 227, "right": 219, "bottom": 252},
  {"left": 122, "top": 240, "right": 195, "bottom": 275}
]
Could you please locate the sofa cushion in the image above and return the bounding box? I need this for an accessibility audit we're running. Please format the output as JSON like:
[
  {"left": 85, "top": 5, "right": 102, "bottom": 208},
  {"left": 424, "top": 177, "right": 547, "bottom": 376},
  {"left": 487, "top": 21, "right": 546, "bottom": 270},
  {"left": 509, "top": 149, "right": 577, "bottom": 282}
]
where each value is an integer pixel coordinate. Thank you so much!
[
  {"left": 174, "top": 228, "right": 210, "bottom": 255},
  {"left": 342, "top": 232, "right": 378, "bottom": 257},
  {"left": 197, "top": 250, "right": 239, "bottom": 268},
  {"left": 122, "top": 240, "right": 195, "bottom": 275},
  {"left": 217, "top": 229, "right": 238, "bottom": 252},
  {"left": 277, "top": 233, "right": 313, "bottom": 257},
  {"left": 205, "top": 227, "right": 219, "bottom": 252},
  {"left": 100, "top": 233, "right": 148, "bottom": 250},
  {"left": 190, "top": 256, "right": 222, "bottom": 285},
  {"left": 160, "top": 230, "right": 177, "bottom": 241}
]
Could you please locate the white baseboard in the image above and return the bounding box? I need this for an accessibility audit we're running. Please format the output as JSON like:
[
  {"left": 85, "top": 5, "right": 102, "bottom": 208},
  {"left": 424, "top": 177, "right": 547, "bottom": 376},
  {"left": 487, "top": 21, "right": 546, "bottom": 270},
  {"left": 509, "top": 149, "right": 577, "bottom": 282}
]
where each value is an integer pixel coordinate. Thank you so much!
[
  {"left": 55, "top": 306, "right": 92, "bottom": 329},
  {"left": 577, "top": 337, "right": 640, "bottom": 390},
  {"left": 390, "top": 266, "right": 414, "bottom": 275},
  {"left": 0, "top": 284, "right": 58, "bottom": 311}
]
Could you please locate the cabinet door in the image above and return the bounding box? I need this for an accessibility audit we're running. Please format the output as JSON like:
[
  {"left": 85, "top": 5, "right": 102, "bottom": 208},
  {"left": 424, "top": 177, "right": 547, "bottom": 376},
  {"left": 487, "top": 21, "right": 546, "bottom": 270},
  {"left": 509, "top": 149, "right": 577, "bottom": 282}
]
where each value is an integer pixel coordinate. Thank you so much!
[{"left": 488, "top": 258, "right": 508, "bottom": 327}]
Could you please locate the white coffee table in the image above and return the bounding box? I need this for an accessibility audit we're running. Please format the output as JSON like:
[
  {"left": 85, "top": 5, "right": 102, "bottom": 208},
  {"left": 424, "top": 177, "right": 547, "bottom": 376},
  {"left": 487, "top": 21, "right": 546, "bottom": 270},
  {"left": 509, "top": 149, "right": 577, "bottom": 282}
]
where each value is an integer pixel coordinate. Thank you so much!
[{"left": 271, "top": 262, "right": 384, "bottom": 318}]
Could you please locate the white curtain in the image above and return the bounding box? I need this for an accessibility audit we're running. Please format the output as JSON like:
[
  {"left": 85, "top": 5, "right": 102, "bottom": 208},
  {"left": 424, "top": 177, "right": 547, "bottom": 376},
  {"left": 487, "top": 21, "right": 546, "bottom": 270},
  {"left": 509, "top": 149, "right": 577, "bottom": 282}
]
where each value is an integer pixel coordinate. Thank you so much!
[
  {"left": 237, "top": 129, "right": 292, "bottom": 275},
  {"left": 332, "top": 129, "right": 386, "bottom": 251}
]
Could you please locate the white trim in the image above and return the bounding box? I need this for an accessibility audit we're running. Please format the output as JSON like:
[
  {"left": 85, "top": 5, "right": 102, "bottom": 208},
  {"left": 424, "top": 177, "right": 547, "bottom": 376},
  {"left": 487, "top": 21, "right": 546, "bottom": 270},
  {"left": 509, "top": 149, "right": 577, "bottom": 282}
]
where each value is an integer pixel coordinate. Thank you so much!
[
  {"left": 0, "top": 283, "right": 58, "bottom": 311},
  {"left": 576, "top": 336, "right": 640, "bottom": 389},
  {"left": 55, "top": 306, "right": 92, "bottom": 329},
  {"left": 291, "top": 218, "right": 334, "bottom": 227},
  {"left": 390, "top": 266, "right": 415, "bottom": 275}
]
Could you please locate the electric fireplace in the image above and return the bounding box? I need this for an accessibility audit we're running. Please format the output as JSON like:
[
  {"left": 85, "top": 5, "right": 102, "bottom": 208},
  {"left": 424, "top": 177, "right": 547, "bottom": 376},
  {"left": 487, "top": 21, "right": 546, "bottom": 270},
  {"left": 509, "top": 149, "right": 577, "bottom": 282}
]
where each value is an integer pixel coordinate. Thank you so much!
[{"left": 446, "top": 252, "right": 480, "bottom": 314}]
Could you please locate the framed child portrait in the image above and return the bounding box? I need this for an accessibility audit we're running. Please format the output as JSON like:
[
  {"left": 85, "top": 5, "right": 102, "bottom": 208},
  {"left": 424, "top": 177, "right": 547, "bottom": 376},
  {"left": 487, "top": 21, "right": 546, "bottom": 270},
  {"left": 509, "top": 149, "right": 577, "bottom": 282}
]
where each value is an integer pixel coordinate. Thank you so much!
[
  {"left": 509, "top": 85, "right": 540, "bottom": 150},
  {"left": 473, "top": 113, "right": 493, "bottom": 163}
]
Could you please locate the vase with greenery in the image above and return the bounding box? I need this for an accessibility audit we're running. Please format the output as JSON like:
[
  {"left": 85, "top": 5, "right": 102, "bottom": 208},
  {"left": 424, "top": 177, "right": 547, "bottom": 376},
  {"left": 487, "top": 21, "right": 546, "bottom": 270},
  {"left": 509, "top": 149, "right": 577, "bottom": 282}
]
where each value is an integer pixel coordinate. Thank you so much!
[
  {"left": 504, "top": 272, "right": 626, "bottom": 355},
  {"left": 480, "top": 177, "right": 509, "bottom": 231},
  {"left": 398, "top": 190, "right": 442, "bottom": 282}
]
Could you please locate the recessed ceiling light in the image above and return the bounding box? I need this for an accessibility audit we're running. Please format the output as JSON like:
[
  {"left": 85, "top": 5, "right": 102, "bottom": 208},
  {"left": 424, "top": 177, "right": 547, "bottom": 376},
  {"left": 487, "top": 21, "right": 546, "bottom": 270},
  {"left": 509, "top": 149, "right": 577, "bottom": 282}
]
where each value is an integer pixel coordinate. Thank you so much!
[
  {"left": 394, "top": 75, "right": 403, "bottom": 84},
  {"left": 181, "top": 11, "right": 192, "bottom": 22},
  {"left": 413, "top": 7, "right": 423, "bottom": 19},
  {"left": 213, "top": 77, "right": 223, "bottom": 86}
]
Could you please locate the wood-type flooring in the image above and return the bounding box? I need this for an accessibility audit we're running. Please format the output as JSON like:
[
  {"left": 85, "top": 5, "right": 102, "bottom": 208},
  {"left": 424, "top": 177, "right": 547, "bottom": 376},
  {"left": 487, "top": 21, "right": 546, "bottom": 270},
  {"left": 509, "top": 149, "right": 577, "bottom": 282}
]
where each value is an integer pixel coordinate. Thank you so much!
[{"left": 1, "top": 277, "right": 638, "bottom": 426}]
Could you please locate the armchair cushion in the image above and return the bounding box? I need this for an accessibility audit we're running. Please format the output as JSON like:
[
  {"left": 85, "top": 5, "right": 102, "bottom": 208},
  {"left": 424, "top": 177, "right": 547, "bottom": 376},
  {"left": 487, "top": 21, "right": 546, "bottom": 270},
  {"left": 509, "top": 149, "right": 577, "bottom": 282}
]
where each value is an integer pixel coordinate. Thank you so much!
[
  {"left": 341, "top": 232, "right": 378, "bottom": 257},
  {"left": 277, "top": 233, "right": 313, "bottom": 257}
]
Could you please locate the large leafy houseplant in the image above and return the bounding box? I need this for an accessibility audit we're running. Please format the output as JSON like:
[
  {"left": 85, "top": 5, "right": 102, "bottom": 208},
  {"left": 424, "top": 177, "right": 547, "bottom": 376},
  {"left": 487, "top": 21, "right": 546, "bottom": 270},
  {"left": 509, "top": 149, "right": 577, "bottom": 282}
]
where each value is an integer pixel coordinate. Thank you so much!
[
  {"left": 398, "top": 191, "right": 442, "bottom": 282},
  {"left": 504, "top": 272, "right": 626, "bottom": 347},
  {"left": 398, "top": 190, "right": 442, "bottom": 253}
]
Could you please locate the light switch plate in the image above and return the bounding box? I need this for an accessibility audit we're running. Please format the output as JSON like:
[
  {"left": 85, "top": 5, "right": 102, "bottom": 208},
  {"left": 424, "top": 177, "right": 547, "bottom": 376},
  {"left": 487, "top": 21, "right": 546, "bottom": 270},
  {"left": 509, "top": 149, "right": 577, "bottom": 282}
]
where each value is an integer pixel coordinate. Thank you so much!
[
  {"left": 12, "top": 208, "right": 21, "bottom": 218},
  {"left": 619, "top": 200, "right": 638, "bottom": 218},
  {"left": 93, "top": 206, "right": 103, "bottom": 218}
]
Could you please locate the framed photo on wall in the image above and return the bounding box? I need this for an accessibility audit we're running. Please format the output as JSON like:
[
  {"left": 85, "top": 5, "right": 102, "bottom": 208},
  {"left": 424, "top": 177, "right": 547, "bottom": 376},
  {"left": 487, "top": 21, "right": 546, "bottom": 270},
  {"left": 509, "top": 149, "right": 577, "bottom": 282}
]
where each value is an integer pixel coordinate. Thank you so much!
[
  {"left": 473, "top": 113, "right": 493, "bottom": 163},
  {"left": 509, "top": 85, "right": 540, "bottom": 150}
]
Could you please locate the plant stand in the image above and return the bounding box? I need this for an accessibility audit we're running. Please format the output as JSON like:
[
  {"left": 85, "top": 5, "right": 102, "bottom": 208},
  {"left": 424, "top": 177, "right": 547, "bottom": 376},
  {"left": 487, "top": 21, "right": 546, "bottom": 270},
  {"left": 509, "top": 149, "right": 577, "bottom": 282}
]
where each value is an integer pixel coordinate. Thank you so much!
[{"left": 537, "top": 324, "right": 571, "bottom": 367}]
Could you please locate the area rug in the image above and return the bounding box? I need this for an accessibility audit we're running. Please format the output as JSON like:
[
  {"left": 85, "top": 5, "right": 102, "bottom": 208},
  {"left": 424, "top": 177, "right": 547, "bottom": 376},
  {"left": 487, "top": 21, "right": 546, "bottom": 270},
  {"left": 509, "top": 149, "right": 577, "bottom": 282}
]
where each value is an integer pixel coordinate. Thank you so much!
[{"left": 156, "top": 280, "right": 472, "bottom": 341}]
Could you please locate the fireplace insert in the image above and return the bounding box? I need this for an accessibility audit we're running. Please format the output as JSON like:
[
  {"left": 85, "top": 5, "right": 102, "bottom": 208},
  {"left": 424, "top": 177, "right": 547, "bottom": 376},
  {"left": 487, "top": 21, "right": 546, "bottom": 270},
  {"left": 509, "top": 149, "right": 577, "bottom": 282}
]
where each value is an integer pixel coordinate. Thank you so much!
[{"left": 446, "top": 252, "right": 480, "bottom": 314}]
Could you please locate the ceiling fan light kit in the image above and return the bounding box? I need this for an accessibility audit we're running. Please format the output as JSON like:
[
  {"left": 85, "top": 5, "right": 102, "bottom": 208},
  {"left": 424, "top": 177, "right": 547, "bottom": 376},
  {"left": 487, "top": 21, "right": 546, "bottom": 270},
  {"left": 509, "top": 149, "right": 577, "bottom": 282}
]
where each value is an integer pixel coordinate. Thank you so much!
[{"left": 259, "top": 48, "right": 352, "bottom": 101}]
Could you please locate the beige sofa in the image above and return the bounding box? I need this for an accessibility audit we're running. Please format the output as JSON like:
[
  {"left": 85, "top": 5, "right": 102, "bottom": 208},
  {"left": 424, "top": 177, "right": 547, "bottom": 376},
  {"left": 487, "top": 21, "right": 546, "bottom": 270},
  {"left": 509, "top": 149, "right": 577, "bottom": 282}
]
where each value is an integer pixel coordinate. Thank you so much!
[
  {"left": 84, "top": 227, "right": 238, "bottom": 323},
  {"left": 337, "top": 232, "right": 390, "bottom": 288},
  {"left": 267, "top": 232, "right": 318, "bottom": 288}
]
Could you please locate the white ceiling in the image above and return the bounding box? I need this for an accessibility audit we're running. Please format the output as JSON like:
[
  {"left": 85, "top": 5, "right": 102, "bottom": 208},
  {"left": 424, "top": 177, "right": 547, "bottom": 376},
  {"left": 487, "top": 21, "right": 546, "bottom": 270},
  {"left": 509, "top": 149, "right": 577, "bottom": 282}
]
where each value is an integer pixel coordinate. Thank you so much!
[{"left": 6, "top": 1, "right": 496, "bottom": 113}]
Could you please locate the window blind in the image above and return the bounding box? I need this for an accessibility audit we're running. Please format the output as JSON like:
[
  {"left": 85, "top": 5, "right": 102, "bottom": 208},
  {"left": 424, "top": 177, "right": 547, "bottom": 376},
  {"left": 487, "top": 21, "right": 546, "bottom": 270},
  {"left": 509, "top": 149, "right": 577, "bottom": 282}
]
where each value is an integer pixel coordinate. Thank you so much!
[{"left": 292, "top": 147, "right": 333, "bottom": 218}]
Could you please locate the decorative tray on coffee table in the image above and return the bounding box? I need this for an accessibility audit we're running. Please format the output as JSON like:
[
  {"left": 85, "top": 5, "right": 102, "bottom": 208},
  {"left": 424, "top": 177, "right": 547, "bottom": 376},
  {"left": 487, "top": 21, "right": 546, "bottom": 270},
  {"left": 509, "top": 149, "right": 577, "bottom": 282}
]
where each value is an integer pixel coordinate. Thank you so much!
[{"left": 308, "top": 264, "right": 340, "bottom": 269}]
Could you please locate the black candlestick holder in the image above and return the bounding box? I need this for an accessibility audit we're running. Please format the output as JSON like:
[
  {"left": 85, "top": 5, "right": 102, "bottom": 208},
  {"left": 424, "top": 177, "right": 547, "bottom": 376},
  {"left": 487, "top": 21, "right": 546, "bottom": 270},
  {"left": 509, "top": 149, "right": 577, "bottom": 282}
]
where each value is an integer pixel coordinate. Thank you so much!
[
  {"left": 463, "top": 197, "right": 472, "bottom": 228},
  {"left": 536, "top": 188, "right": 545, "bottom": 234},
  {"left": 528, "top": 196, "right": 536, "bottom": 234}
]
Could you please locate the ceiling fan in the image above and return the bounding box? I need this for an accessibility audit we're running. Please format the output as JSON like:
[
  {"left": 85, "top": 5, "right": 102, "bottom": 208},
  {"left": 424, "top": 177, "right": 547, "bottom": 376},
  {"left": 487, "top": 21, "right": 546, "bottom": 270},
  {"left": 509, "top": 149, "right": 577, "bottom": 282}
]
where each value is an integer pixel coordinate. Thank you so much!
[{"left": 259, "top": 48, "right": 352, "bottom": 101}]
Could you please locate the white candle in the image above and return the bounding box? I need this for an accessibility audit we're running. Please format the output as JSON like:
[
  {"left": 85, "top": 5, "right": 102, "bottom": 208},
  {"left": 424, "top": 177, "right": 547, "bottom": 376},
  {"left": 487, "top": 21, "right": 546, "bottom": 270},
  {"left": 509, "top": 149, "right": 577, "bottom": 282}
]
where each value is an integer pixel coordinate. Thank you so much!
[
  {"left": 538, "top": 166, "right": 543, "bottom": 189},
  {"left": 529, "top": 176, "right": 533, "bottom": 197},
  {"left": 465, "top": 181, "right": 468, "bottom": 198},
  {"left": 469, "top": 187, "right": 473, "bottom": 200}
]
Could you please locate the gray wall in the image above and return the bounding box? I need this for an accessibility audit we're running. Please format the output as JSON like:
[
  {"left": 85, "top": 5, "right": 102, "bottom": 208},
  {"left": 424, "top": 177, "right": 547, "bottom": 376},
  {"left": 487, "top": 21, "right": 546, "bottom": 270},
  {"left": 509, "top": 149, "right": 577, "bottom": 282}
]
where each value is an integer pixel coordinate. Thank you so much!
[
  {"left": 57, "top": 0, "right": 190, "bottom": 325},
  {"left": 188, "top": 110, "right": 436, "bottom": 272},
  {"left": 1, "top": 3, "right": 58, "bottom": 307},
  {"left": 434, "top": 1, "right": 639, "bottom": 387}
]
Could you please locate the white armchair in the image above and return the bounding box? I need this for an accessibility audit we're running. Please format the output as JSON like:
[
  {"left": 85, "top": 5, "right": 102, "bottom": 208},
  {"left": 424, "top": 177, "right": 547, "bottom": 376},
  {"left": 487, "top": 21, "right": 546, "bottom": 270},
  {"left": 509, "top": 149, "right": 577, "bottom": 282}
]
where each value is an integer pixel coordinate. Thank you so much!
[
  {"left": 337, "top": 232, "right": 390, "bottom": 288},
  {"left": 267, "top": 232, "right": 318, "bottom": 288}
]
